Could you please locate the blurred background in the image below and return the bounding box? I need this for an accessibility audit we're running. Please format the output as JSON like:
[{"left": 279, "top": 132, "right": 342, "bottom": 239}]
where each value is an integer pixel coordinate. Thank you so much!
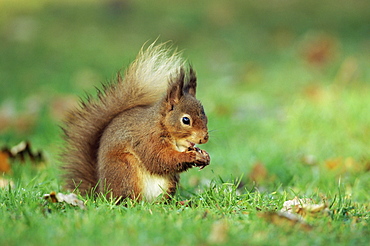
[{"left": 0, "top": 0, "right": 369, "bottom": 192}]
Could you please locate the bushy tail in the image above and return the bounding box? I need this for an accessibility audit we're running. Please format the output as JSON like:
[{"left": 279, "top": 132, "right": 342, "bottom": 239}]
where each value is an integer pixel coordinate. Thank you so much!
[{"left": 61, "top": 43, "right": 184, "bottom": 194}]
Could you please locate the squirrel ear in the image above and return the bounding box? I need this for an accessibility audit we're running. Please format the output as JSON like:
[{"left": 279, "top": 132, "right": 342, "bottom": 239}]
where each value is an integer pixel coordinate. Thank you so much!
[
  {"left": 166, "top": 68, "right": 185, "bottom": 109},
  {"left": 183, "top": 67, "right": 197, "bottom": 97}
]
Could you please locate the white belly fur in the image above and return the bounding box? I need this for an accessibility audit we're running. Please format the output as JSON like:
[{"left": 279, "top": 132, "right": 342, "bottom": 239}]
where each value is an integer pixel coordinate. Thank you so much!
[{"left": 141, "top": 171, "right": 169, "bottom": 202}]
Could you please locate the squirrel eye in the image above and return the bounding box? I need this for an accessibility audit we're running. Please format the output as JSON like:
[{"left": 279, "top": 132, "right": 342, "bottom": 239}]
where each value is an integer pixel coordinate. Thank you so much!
[{"left": 182, "top": 116, "right": 191, "bottom": 125}]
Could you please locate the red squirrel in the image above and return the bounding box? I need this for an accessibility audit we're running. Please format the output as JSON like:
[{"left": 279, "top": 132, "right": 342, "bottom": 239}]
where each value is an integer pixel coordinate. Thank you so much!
[{"left": 61, "top": 43, "right": 210, "bottom": 202}]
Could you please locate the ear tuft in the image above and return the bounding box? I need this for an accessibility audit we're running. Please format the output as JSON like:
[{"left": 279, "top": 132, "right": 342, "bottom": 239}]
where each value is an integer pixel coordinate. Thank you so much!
[
  {"left": 184, "top": 67, "right": 197, "bottom": 97},
  {"left": 166, "top": 68, "right": 185, "bottom": 110}
]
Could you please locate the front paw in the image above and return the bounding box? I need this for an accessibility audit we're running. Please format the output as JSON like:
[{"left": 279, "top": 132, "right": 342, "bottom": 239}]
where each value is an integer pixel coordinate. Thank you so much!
[{"left": 187, "top": 147, "right": 210, "bottom": 170}]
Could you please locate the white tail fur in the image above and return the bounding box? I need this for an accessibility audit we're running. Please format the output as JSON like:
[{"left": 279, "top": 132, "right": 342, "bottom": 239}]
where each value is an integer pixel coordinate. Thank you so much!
[{"left": 122, "top": 42, "right": 185, "bottom": 102}]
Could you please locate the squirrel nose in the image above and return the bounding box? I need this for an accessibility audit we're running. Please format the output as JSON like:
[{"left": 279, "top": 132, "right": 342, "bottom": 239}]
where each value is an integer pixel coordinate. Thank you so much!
[{"left": 199, "top": 133, "right": 209, "bottom": 144}]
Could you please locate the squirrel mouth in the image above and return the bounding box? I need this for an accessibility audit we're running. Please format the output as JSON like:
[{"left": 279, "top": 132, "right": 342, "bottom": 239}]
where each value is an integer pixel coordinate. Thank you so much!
[
  {"left": 175, "top": 140, "right": 196, "bottom": 152},
  {"left": 187, "top": 141, "right": 196, "bottom": 148}
]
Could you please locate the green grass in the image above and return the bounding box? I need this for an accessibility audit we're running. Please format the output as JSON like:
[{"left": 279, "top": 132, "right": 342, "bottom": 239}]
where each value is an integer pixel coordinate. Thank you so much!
[{"left": 1, "top": 0, "right": 369, "bottom": 245}]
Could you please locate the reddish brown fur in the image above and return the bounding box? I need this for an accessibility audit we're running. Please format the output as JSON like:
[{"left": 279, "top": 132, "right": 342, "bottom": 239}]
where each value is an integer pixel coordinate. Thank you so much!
[{"left": 61, "top": 44, "right": 210, "bottom": 201}]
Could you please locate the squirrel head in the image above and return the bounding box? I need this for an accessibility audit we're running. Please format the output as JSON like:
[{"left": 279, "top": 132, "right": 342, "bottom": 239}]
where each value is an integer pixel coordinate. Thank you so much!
[{"left": 161, "top": 67, "right": 209, "bottom": 152}]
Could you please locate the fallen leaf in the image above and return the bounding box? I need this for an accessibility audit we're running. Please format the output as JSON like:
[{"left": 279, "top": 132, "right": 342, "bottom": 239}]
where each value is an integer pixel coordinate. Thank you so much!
[
  {"left": 55, "top": 193, "right": 86, "bottom": 209},
  {"left": 298, "top": 203, "right": 329, "bottom": 216},
  {"left": 300, "top": 32, "right": 339, "bottom": 67},
  {"left": 1, "top": 141, "right": 44, "bottom": 163},
  {"left": 249, "top": 162, "right": 268, "bottom": 183},
  {"left": 324, "top": 157, "right": 364, "bottom": 174},
  {"left": 281, "top": 197, "right": 330, "bottom": 218},
  {"left": 43, "top": 192, "right": 86, "bottom": 209},
  {"left": 364, "top": 160, "right": 370, "bottom": 172},
  {"left": 0, "top": 151, "right": 11, "bottom": 173},
  {"left": 43, "top": 191, "right": 59, "bottom": 203},
  {"left": 258, "top": 211, "right": 312, "bottom": 231},
  {"left": 281, "top": 197, "right": 312, "bottom": 212},
  {"left": 325, "top": 158, "right": 342, "bottom": 170}
]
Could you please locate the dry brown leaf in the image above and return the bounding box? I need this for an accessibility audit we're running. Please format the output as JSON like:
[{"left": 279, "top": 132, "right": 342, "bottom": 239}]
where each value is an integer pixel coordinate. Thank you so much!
[
  {"left": 324, "top": 157, "right": 364, "bottom": 174},
  {"left": 325, "top": 158, "right": 342, "bottom": 170},
  {"left": 281, "top": 197, "right": 330, "bottom": 218},
  {"left": 297, "top": 203, "right": 329, "bottom": 216},
  {"left": 300, "top": 32, "right": 339, "bottom": 67},
  {"left": 43, "top": 191, "right": 59, "bottom": 203},
  {"left": 365, "top": 161, "right": 370, "bottom": 172},
  {"left": 302, "top": 85, "right": 324, "bottom": 103},
  {"left": 43, "top": 192, "right": 86, "bottom": 209},
  {"left": 258, "top": 211, "right": 312, "bottom": 231},
  {"left": 281, "top": 197, "right": 312, "bottom": 212},
  {"left": 0, "top": 151, "right": 11, "bottom": 173},
  {"left": 249, "top": 162, "right": 268, "bottom": 183},
  {"left": 1, "top": 141, "right": 44, "bottom": 164}
]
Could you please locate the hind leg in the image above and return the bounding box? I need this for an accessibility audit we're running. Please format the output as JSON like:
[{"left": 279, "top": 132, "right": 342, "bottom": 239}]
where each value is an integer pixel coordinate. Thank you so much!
[{"left": 98, "top": 149, "right": 142, "bottom": 201}]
